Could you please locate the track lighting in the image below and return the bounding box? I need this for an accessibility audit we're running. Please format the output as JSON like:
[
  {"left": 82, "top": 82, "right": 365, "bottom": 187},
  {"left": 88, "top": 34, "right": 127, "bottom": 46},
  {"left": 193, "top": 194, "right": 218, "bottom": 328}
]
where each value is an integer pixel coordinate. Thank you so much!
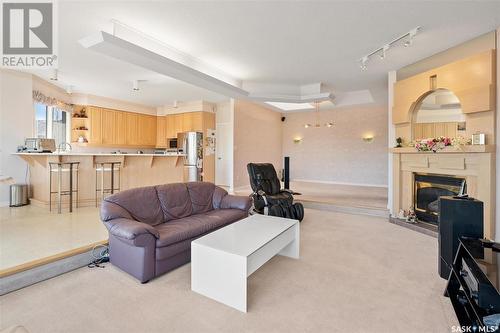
[
  {"left": 50, "top": 69, "right": 58, "bottom": 81},
  {"left": 358, "top": 27, "right": 420, "bottom": 70}
]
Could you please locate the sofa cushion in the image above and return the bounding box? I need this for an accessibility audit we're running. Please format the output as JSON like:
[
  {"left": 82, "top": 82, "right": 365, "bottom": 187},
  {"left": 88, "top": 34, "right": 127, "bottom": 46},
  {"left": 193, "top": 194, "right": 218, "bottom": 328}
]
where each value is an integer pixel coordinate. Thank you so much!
[
  {"left": 186, "top": 182, "right": 215, "bottom": 214},
  {"left": 156, "top": 183, "right": 193, "bottom": 221},
  {"left": 104, "top": 186, "right": 164, "bottom": 226},
  {"left": 155, "top": 209, "right": 247, "bottom": 248}
]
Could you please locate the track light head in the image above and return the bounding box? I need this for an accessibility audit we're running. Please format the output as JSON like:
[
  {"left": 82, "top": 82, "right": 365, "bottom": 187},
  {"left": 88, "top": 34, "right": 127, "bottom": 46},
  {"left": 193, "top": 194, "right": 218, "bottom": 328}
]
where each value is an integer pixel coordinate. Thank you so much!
[
  {"left": 133, "top": 80, "right": 140, "bottom": 91},
  {"left": 50, "top": 69, "right": 58, "bottom": 81},
  {"left": 380, "top": 44, "right": 390, "bottom": 59},
  {"left": 66, "top": 85, "right": 73, "bottom": 94},
  {"left": 404, "top": 27, "right": 419, "bottom": 47},
  {"left": 360, "top": 56, "right": 368, "bottom": 70}
]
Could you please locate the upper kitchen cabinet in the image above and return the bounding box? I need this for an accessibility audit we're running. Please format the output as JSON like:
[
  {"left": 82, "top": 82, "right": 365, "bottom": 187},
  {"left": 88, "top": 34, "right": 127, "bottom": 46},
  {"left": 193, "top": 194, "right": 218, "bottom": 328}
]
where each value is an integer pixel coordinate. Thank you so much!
[
  {"left": 182, "top": 112, "right": 203, "bottom": 132},
  {"left": 156, "top": 116, "right": 167, "bottom": 147},
  {"left": 101, "top": 108, "right": 116, "bottom": 145},
  {"left": 174, "top": 114, "right": 184, "bottom": 135},
  {"left": 88, "top": 107, "right": 102, "bottom": 145},
  {"left": 140, "top": 114, "right": 157, "bottom": 146},
  {"left": 125, "top": 113, "right": 140, "bottom": 146},
  {"left": 82, "top": 107, "right": 157, "bottom": 148}
]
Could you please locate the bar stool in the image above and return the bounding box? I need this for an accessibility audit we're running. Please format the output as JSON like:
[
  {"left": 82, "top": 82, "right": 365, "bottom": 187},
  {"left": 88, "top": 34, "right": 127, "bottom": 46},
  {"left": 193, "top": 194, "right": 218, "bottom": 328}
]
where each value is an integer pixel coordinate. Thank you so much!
[
  {"left": 49, "top": 162, "right": 80, "bottom": 214},
  {"left": 95, "top": 162, "right": 121, "bottom": 206}
]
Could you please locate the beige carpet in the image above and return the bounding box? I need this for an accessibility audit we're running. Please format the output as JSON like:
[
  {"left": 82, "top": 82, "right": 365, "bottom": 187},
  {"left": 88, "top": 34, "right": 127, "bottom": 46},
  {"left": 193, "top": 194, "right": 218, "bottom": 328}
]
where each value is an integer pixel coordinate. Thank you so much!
[{"left": 0, "top": 209, "right": 457, "bottom": 333}]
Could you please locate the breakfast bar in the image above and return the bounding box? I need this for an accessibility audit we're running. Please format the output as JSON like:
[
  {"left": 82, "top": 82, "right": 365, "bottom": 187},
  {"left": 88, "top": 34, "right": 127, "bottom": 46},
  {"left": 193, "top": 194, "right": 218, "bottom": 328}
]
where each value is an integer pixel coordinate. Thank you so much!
[{"left": 14, "top": 152, "right": 186, "bottom": 208}]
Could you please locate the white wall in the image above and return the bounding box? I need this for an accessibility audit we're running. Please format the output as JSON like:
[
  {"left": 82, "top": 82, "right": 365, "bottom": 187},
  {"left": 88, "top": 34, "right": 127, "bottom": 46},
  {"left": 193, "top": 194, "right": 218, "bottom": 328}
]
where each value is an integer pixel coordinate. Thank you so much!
[
  {"left": 282, "top": 104, "right": 388, "bottom": 187},
  {"left": 0, "top": 70, "right": 34, "bottom": 205},
  {"left": 215, "top": 100, "right": 234, "bottom": 190}
]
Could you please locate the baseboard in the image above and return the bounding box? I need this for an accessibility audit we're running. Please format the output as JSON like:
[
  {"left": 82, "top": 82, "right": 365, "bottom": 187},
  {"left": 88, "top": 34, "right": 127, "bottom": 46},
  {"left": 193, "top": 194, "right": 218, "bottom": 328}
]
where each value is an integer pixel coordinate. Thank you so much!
[
  {"left": 291, "top": 179, "right": 388, "bottom": 188},
  {"left": 0, "top": 201, "right": 10, "bottom": 207}
]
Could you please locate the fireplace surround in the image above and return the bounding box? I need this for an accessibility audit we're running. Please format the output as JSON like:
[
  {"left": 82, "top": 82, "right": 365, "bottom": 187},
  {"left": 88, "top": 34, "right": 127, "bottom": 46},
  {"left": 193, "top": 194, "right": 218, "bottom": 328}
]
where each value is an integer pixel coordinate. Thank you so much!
[{"left": 390, "top": 148, "right": 495, "bottom": 238}]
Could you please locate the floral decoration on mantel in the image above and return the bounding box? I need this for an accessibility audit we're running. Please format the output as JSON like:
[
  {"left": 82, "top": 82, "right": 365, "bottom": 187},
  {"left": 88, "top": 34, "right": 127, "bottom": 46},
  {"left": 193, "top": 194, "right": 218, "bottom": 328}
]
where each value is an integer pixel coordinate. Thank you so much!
[
  {"left": 32, "top": 90, "right": 73, "bottom": 112},
  {"left": 410, "top": 136, "right": 471, "bottom": 153}
]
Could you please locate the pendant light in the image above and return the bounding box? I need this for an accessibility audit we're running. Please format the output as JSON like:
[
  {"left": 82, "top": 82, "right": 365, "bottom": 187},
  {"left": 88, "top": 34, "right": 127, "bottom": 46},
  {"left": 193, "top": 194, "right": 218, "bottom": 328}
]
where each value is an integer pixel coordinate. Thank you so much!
[{"left": 304, "top": 101, "right": 334, "bottom": 128}]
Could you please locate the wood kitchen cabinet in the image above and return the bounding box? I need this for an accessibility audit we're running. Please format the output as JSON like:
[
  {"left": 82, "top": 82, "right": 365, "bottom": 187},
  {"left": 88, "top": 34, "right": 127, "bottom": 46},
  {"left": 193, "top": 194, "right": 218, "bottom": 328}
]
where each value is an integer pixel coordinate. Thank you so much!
[
  {"left": 156, "top": 116, "right": 167, "bottom": 147},
  {"left": 183, "top": 112, "right": 203, "bottom": 132},
  {"left": 88, "top": 107, "right": 102, "bottom": 145},
  {"left": 174, "top": 114, "right": 184, "bottom": 135},
  {"left": 140, "top": 114, "right": 157, "bottom": 146},
  {"left": 114, "top": 111, "right": 127, "bottom": 146},
  {"left": 126, "top": 113, "right": 139, "bottom": 146},
  {"left": 101, "top": 109, "right": 115, "bottom": 144}
]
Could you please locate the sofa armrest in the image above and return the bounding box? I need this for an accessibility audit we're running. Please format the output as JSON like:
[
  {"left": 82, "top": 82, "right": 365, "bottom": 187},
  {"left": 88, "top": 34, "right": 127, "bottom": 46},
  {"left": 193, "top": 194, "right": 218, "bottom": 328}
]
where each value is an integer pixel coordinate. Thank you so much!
[
  {"left": 221, "top": 194, "right": 252, "bottom": 211},
  {"left": 104, "top": 218, "right": 160, "bottom": 242}
]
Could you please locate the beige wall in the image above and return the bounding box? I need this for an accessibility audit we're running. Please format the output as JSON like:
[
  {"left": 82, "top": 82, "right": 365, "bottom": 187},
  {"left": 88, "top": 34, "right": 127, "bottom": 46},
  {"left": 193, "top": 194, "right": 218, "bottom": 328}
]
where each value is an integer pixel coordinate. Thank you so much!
[
  {"left": 0, "top": 70, "right": 34, "bottom": 205},
  {"left": 283, "top": 105, "right": 388, "bottom": 186},
  {"left": 233, "top": 100, "right": 283, "bottom": 189}
]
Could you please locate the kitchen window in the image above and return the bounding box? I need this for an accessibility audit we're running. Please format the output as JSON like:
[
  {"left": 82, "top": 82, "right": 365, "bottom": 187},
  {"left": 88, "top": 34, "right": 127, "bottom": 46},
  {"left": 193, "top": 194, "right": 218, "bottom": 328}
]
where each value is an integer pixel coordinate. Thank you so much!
[{"left": 34, "top": 103, "right": 70, "bottom": 147}]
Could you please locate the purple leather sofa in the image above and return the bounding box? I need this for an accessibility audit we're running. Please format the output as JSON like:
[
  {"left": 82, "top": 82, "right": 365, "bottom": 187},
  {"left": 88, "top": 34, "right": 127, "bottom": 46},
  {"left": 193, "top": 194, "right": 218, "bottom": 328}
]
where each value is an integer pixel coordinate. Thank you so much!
[{"left": 100, "top": 182, "right": 251, "bottom": 283}]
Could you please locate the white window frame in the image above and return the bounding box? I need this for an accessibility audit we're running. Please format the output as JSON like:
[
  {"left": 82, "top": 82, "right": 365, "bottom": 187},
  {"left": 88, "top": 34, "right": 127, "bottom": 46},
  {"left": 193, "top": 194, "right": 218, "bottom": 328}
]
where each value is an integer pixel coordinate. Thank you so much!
[{"left": 33, "top": 103, "right": 71, "bottom": 145}]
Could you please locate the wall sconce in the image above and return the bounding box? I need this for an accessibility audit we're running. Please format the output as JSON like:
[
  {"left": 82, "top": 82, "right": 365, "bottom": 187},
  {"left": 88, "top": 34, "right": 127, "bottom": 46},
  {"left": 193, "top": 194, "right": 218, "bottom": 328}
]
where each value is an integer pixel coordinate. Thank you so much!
[
  {"left": 362, "top": 135, "right": 374, "bottom": 143},
  {"left": 293, "top": 137, "right": 302, "bottom": 144}
]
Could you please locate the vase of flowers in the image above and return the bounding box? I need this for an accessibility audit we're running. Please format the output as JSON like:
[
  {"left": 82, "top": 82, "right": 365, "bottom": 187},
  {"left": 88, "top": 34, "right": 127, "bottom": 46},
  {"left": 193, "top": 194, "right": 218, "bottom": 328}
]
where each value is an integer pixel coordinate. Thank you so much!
[{"left": 413, "top": 137, "right": 452, "bottom": 152}]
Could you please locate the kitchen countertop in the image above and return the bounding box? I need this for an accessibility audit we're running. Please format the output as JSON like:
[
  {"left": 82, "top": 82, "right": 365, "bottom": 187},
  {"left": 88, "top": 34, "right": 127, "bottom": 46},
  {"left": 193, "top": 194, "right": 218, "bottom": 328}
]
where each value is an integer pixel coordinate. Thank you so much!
[{"left": 13, "top": 152, "right": 186, "bottom": 157}]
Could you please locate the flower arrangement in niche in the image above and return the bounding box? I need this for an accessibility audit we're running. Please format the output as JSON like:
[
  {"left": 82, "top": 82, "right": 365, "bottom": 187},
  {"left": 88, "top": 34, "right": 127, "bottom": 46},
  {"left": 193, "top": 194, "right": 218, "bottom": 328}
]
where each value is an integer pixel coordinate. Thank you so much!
[{"left": 410, "top": 136, "right": 471, "bottom": 153}]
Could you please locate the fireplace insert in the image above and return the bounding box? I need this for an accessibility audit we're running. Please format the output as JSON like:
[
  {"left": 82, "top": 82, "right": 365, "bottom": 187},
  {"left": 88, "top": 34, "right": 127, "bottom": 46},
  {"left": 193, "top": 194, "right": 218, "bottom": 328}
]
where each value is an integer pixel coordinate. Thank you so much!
[{"left": 414, "top": 174, "right": 466, "bottom": 224}]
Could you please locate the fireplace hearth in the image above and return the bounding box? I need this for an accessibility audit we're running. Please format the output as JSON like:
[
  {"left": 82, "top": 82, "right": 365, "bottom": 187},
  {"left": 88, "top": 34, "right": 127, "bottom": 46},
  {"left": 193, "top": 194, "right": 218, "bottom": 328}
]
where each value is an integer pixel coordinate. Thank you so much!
[{"left": 414, "top": 174, "right": 466, "bottom": 224}]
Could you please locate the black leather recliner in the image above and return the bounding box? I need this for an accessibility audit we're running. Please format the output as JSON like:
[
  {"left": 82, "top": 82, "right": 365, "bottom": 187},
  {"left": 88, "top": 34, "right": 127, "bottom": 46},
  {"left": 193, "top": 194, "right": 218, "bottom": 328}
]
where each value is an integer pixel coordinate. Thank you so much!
[{"left": 247, "top": 163, "right": 304, "bottom": 222}]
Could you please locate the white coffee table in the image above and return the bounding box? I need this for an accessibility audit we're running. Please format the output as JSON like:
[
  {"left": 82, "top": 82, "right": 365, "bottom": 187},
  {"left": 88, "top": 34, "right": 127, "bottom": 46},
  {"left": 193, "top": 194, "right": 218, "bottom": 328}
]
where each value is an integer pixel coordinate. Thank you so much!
[{"left": 191, "top": 214, "right": 300, "bottom": 312}]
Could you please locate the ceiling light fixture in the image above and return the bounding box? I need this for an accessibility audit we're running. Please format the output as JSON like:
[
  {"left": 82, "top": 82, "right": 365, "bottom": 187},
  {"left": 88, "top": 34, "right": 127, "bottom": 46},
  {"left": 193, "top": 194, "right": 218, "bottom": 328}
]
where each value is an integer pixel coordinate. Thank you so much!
[
  {"left": 50, "top": 69, "right": 58, "bottom": 81},
  {"left": 404, "top": 28, "right": 419, "bottom": 47},
  {"left": 358, "top": 26, "right": 421, "bottom": 70},
  {"left": 360, "top": 56, "right": 368, "bottom": 71},
  {"left": 379, "top": 44, "right": 390, "bottom": 59},
  {"left": 133, "top": 80, "right": 140, "bottom": 91},
  {"left": 304, "top": 102, "right": 334, "bottom": 129}
]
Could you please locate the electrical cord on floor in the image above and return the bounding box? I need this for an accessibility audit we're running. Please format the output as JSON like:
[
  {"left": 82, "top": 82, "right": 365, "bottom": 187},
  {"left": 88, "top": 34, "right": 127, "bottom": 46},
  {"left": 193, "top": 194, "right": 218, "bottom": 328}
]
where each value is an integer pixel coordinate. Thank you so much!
[{"left": 88, "top": 244, "right": 109, "bottom": 268}]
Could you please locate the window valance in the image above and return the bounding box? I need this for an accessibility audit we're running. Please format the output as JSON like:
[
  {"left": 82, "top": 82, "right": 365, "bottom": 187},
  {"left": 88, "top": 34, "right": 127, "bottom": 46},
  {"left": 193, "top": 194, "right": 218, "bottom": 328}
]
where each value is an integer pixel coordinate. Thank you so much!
[{"left": 32, "top": 90, "right": 73, "bottom": 112}]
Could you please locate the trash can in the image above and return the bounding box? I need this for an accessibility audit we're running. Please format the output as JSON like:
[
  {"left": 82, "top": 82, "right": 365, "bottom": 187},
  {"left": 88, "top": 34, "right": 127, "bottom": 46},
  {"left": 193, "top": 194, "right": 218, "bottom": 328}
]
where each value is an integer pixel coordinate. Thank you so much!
[{"left": 9, "top": 184, "right": 29, "bottom": 207}]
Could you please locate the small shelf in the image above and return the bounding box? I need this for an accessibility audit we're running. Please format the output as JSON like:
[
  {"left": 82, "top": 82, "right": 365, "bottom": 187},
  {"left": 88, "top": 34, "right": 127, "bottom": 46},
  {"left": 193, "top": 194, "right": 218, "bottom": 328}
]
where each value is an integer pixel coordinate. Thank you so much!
[
  {"left": 72, "top": 116, "right": 88, "bottom": 119},
  {"left": 72, "top": 129, "right": 88, "bottom": 131}
]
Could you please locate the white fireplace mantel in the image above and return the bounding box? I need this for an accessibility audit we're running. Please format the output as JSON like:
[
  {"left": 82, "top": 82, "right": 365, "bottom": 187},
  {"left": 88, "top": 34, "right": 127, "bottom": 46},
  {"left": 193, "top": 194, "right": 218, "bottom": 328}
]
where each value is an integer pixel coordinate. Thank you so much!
[{"left": 391, "top": 148, "right": 495, "bottom": 238}]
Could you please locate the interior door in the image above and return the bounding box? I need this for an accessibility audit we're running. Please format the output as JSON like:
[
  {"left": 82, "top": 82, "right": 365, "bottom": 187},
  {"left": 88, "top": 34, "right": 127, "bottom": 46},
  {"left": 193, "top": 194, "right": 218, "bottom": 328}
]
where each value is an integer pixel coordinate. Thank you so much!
[{"left": 215, "top": 122, "right": 232, "bottom": 187}]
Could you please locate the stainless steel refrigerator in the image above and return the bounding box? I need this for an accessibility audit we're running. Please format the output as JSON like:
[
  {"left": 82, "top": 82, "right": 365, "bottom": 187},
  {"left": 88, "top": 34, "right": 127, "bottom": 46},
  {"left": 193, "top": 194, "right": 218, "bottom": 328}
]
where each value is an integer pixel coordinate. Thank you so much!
[{"left": 178, "top": 131, "right": 203, "bottom": 182}]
